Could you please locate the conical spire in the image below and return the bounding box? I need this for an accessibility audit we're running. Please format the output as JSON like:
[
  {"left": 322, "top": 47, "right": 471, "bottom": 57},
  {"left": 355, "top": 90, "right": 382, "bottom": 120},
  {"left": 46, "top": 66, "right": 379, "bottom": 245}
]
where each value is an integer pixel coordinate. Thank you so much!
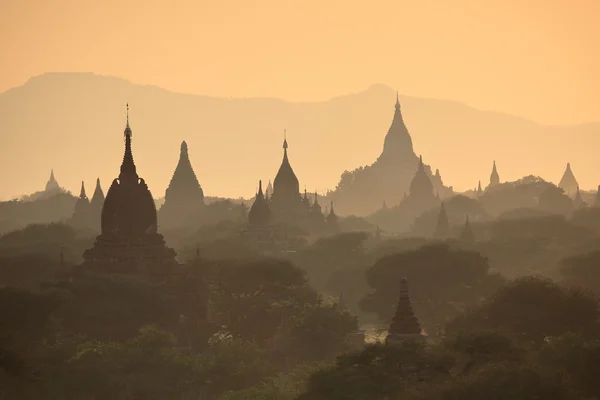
[
  {"left": 91, "top": 178, "right": 105, "bottom": 206},
  {"left": 119, "top": 103, "right": 138, "bottom": 183},
  {"left": 45, "top": 169, "right": 60, "bottom": 192},
  {"left": 79, "top": 181, "right": 88, "bottom": 200},
  {"left": 459, "top": 215, "right": 475, "bottom": 242},
  {"left": 164, "top": 140, "right": 205, "bottom": 207},
  {"left": 386, "top": 278, "right": 423, "bottom": 345},
  {"left": 434, "top": 202, "right": 449, "bottom": 238},
  {"left": 573, "top": 186, "right": 585, "bottom": 209},
  {"left": 409, "top": 155, "right": 434, "bottom": 200},
  {"left": 248, "top": 180, "right": 271, "bottom": 226},
  {"left": 558, "top": 162, "right": 579, "bottom": 197},
  {"left": 327, "top": 201, "right": 339, "bottom": 231},
  {"left": 273, "top": 129, "right": 300, "bottom": 196},
  {"left": 380, "top": 92, "right": 414, "bottom": 161},
  {"left": 489, "top": 160, "right": 500, "bottom": 187},
  {"left": 477, "top": 181, "right": 483, "bottom": 195}
]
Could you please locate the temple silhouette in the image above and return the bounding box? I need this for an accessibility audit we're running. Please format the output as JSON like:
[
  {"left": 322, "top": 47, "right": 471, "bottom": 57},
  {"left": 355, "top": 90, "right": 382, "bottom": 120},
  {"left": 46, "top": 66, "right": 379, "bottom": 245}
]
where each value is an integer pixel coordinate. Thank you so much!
[
  {"left": 327, "top": 94, "right": 453, "bottom": 215},
  {"left": 158, "top": 140, "right": 205, "bottom": 228},
  {"left": 82, "top": 105, "right": 177, "bottom": 270}
]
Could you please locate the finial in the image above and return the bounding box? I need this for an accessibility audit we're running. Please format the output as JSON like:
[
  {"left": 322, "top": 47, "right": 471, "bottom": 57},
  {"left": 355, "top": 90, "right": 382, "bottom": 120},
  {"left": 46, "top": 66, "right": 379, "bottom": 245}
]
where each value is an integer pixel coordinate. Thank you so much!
[
  {"left": 395, "top": 91, "right": 400, "bottom": 109},
  {"left": 126, "top": 103, "right": 129, "bottom": 125},
  {"left": 283, "top": 129, "right": 288, "bottom": 150},
  {"left": 259, "top": 180, "right": 263, "bottom": 193}
]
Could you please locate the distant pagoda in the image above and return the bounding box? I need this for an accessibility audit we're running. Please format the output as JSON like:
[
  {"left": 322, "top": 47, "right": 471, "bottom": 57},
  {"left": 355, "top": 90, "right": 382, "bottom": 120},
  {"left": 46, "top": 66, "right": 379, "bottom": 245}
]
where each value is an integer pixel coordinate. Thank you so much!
[
  {"left": 82, "top": 105, "right": 177, "bottom": 271},
  {"left": 45, "top": 169, "right": 60, "bottom": 192},
  {"left": 385, "top": 278, "right": 424, "bottom": 344},
  {"left": 558, "top": 162, "right": 579, "bottom": 197},
  {"left": 159, "top": 141, "right": 205, "bottom": 228},
  {"left": 489, "top": 160, "right": 500, "bottom": 188}
]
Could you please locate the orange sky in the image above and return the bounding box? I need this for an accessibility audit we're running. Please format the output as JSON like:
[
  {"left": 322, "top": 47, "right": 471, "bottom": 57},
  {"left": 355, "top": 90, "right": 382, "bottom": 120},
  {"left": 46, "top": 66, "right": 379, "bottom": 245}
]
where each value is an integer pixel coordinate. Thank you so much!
[{"left": 0, "top": 0, "right": 598, "bottom": 125}]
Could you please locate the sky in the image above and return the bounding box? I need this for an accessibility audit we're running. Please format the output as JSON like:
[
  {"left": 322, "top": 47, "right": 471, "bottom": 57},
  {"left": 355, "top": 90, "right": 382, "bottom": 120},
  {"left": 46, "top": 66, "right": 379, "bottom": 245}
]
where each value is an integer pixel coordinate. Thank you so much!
[{"left": 0, "top": 0, "right": 599, "bottom": 125}]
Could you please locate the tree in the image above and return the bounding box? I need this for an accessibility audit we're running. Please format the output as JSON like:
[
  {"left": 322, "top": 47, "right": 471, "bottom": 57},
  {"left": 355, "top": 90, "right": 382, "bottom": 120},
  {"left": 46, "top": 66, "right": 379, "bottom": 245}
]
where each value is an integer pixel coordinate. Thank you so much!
[
  {"left": 209, "top": 258, "right": 320, "bottom": 342},
  {"left": 360, "top": 244, "right": 505, "bottom": 335},
  {"left": 446, "top": 276, "right": 600, "bottom": 343},
  {"left": 561, "top": 250, "right": 600, "bottom": 294}
]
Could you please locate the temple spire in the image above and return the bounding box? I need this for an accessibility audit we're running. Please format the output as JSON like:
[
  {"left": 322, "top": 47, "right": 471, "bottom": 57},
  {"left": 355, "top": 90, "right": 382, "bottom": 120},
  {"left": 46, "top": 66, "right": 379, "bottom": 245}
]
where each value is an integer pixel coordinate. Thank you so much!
[
  {"left": 459, "top": 215, "right": 475, "bottom": 242},
  {"left": 434, "top": 202, "right": 449, "bottom": 238},
  {"left": 79, "top": 181, "right": 87, "bottom": 199},
  {"left": 119, "top": 103, "right": 138, "bottom": 182},
  {"left": 385, "top": 278, "right": 423, "bottom": 345},
  {"left": 395, "top": 91, "right": 400, "bottom": 110},
  {"left": 489, "top": 160, "right": 500, "bottom": 187}
]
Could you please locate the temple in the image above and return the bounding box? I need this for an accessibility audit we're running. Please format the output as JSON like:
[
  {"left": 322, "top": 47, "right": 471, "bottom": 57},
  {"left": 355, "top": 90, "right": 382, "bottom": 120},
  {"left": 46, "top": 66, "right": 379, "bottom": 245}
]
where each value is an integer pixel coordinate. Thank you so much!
[
  {"left": 558, "top": 162, "right": 579, "bottom": 197},
  {"left": 159, "top": 141, "right": 205, "bottom": 228},
  {"left": 434, "top": 201, "right": 449, "bottom": 238},
  {"left": 90, "top": 178, "right": 105, "bottom": 231},
  {"left": 573, "top": 187, "right": 585, "bottom": 209},
  {"left": 326, "top": 94, "right": 453, "bottom": 215},
  {"left": 82, "top": 105, "right": 177, "bottom": 271},
  {"left": 385, "top": 278, "right": 424, "bottom": 344},
  {"left": 45, "top": 169, "right": 60, "bottom": 192},
  {"left": 459, "top": 215, "right": 475, "bottom": 242},
  {"left": 400, "top": 155, "right": 439, "bottom": 214},
  {"left": 70, "top": 181, "right": 91, "bottom": 229},
  {"left": 489, "top": 160, "right": 500, "bottom": 188}
]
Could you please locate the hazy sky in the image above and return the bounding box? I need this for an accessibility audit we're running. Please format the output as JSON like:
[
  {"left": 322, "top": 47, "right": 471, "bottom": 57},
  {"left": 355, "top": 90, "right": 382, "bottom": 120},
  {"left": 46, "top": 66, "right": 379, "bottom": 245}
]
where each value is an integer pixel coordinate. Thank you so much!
[{"left": 1, "top": 0, "right": 598, "bottom": 125}]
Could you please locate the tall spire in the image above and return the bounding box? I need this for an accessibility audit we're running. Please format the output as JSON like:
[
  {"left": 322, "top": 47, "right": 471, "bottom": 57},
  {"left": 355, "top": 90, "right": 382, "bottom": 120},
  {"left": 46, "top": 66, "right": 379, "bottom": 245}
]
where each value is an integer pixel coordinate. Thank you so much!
[
  {"left": 91, "top": 178, "right": 105, "bottom": 206},
  {"left": 434, "top": 202, "right": 449, "bottom": 238},
  {"left": 395, "top": 91, "right": 400, "bottom": 110},
  {"left": 459, "top": 215, "right": 475, "bottom": 242},
  {"left": 559, "top": 162, "right": 579, "bottom": 197},
  {"left": 79, "top": 181, "right": 87, "bottom": 200},
  {"left": 489, "top": 160, "right": 500, "bottom": 187},
  {"left": 119, "top": 103, "right": 138, "bottom": 183},
  {"left": 283, "top": 128, "right": 288, "bottom": 150},
  {"left": 573, "top": 186, "right": 585, "bottom": 209},
  {"left": 45, "top": 169, "right": 60, "bottom": 192},
  {"left": 380, "top": 91, "right": 414, "bottom": 161},
  {"left": 385, "top": 278, "right": 423, "bottom": 345}
]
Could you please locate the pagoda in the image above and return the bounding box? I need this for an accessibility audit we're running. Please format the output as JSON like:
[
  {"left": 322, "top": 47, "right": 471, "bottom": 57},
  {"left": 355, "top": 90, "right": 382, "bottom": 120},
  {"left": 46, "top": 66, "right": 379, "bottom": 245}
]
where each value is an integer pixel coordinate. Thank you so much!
[
  {"left": 269, "top": 131, "right": 305, "bottom": 224},
  {"left": 159, "top": 141, "right": 205, "bottom": 228},
  {"left": 82, "top": 105, "right": 177, "bottom": 271},
  {"left": 45, "top": 169, "right": 60, "bottom": 192},
  {"left": 489, "top": 160, "right": 500, "bottom": 188},
  {"left": 70, "top": 181, "right": 91, "bottom": 229},
  {"left": 558, "top": 162, "right": 579, "bottom": 197},
  {"left": 459, "top": 215, "right": 475, "bottom": 242},
  {"left": 90, "top": 178, "right": 105, "bottom": 231},
  {"left": 385, "top": 278, "right": 424, "bottom": 344},
  {"left": 434, "top": 202, "right": 449, "bottom": 238}
]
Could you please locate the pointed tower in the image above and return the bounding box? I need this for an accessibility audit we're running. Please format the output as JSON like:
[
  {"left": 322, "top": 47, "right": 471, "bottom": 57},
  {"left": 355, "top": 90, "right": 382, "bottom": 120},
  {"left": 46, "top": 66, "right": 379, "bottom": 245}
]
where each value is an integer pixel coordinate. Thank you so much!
[
  {"left": 270, "top": 130, "right": 304, "bottom": 222},
  {"left": 248, "top": 180, "right": 271, "bottom": 226},
  {"left": 434, "top": 202, "right": 449, "bottom": 238},
  {"left": 489, "top": 161, "right": 500, "bottom": 188},
  {"left": 310, "top": 191, "right": 325, "bottom": 229},
  {"left": 379, "top": 92, "right": 415, "bottom": 163},
  {"left": 70, "top": 181, "right": 91, "bottom": 229},
  {"left": 408, "top": 156, "right": 435, "bottom": 201},
  {"left": 160, "top": 141, "right": 205, "bottom": 227},
  {"left": 385, "top": 278, "right": 423, "bottom": 345},
  {"left": 326, "top": 201, "right": 340, "bottom": 233},
  {"left": 459, "top": 215, "right": 475, "bottom": 242},
  {"left": 477, "top": 181, "right": 483, "bottom": 196},
  {"left": 573, "top": 186, "right": 585, "bottom": 209},
  {"left": 558, "top": 162, "right": 579, "bottom": 197},
  {"left": 266, "top": 180, "right": 273, "bottom": 199},
  {"left": 45, "top": 169, "right": 60, "bottom": 192},
  {"left": 83, "top": 104, "right": 176, "bottom": 269},
  {"left": 91, "top": 178, "right": 105, "bottom": 207}
]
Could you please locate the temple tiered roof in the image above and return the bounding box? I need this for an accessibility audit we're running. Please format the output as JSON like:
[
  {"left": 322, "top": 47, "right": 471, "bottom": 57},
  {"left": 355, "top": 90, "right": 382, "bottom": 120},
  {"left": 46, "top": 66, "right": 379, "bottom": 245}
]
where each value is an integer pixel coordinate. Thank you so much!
[{"left": 386, "top": 278, "right": 423, "bottom": 344}]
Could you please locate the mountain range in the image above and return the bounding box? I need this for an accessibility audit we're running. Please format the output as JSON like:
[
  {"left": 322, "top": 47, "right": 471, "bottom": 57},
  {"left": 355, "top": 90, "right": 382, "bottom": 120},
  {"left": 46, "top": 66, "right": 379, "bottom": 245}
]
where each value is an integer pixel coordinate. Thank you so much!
[{"left": 0, "top": 72, "right": 598, "bottom": 204}]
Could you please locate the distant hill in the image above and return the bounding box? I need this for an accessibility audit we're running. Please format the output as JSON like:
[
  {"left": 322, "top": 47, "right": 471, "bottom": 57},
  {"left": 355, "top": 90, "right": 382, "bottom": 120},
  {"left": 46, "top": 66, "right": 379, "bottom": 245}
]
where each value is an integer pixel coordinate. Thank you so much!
[{"left": 0, "top": 72, "right": 598, "bottom": 210}]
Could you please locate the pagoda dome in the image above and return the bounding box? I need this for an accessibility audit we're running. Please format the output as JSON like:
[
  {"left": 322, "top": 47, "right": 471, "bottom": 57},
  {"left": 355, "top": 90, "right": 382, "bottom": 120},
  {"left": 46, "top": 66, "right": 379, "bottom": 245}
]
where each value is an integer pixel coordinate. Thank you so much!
[
  {"left": 100, "top": 111, "right": 158, "bottom": 237},
  {"left": 273, "top": 136, "right": 300, "bottom": 196},
  {"left": 248, "top": 180, "right": 271, "bottom": 226}
]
